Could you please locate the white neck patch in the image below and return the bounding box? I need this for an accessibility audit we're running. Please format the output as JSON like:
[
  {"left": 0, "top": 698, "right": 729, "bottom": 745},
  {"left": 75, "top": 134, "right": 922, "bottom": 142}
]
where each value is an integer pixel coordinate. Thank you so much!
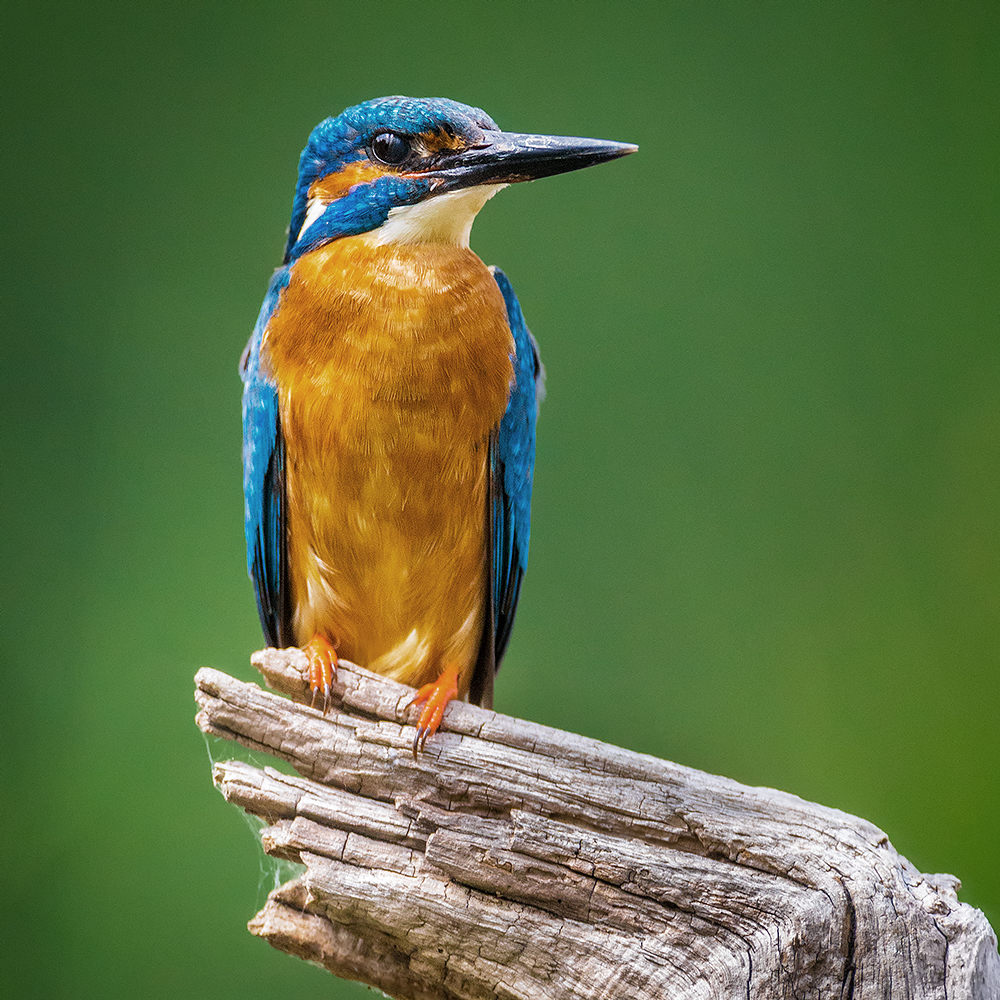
[
  {"left": 297, "top": 197, "right": 328, "bottom": 243},
  {"left": 361, "top": 183, "right": 507, "bottom": 248}
]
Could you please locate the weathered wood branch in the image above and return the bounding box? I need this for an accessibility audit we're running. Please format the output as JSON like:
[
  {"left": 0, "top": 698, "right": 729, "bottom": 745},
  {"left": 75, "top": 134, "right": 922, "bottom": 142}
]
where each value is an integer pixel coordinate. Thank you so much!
[{"left": 194, "top": 650, "right": 999, "bottom": 999}]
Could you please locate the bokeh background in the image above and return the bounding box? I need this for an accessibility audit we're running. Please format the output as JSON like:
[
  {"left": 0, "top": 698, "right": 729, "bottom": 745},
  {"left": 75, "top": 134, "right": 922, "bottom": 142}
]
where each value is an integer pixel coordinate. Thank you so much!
[{"left": 3, "top": 1, "right": 997, "bottom": 996}]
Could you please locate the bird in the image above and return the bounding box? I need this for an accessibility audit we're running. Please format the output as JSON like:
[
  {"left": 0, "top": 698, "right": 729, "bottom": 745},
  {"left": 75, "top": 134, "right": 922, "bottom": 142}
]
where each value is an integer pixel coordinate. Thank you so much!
[{"left": 241, "top": 96, "right": 636, "bottom": 752}]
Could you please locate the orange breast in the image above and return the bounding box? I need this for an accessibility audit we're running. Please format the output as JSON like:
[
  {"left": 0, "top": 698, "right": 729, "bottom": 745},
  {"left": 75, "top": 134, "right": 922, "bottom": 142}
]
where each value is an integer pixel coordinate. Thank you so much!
[{"left": 263, "top": 237, "right": 514, "bottom": 692}]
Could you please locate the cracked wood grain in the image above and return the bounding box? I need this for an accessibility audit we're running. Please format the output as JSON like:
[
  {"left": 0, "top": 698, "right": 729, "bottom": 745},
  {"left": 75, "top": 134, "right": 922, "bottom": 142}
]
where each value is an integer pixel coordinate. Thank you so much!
[{"left": 195, "top": 650, "right": 999, "bottom": 999}]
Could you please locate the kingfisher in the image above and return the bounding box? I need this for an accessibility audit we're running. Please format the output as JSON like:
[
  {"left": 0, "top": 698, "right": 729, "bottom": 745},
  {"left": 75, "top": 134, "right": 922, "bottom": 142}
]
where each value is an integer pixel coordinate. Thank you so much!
[{"left": 241, "top": 96, "right": 636, "bottom": 752}]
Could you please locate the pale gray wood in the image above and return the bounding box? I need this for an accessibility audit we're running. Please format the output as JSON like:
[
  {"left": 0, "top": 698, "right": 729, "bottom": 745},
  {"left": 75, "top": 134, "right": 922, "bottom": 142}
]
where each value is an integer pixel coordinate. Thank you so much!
[{"left": 194, "top": 650, "right": 999, "bottom": 1000}]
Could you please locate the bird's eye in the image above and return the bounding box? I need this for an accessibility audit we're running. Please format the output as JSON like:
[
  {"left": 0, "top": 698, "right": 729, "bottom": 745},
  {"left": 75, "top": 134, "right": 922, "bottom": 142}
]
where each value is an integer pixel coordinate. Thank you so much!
[{"left": 370, "top": 132, "right": 411, "bottom": 165}]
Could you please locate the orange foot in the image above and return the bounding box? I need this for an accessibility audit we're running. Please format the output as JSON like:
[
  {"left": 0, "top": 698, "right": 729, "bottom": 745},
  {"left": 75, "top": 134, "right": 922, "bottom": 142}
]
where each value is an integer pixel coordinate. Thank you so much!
[
  {"left": 408, "top": 664, "right": 460, "bottom": 757},
  {"left": 303, "top": 634, "right": 338, "bottom": 714}
]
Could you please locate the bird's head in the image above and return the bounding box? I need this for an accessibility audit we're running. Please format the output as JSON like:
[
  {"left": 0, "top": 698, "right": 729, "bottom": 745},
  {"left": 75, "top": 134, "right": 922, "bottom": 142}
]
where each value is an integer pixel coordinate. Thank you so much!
[{"left": 283, "top": 96, "right": 637, "bottom": 262}]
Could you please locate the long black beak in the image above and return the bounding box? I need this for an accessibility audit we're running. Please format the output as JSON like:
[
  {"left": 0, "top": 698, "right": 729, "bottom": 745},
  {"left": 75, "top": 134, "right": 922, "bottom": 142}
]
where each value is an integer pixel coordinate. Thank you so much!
[{"left": 421, "top": 130, "right": 638, "bottom": 190}]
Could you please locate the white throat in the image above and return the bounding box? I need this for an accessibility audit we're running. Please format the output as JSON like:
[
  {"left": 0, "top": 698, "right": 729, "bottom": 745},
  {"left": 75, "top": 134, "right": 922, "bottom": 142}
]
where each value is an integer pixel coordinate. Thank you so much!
[{"left": 361, "top": 184, "right": 506, "bottom": 248}]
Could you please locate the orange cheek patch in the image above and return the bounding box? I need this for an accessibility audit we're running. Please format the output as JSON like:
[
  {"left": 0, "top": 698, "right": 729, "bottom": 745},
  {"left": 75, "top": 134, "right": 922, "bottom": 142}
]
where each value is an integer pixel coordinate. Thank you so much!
[
  {"left": 308, "top": 159, "right": 389, "bottom": 201},
  {"left": 418, "top": 127, "right": 466, "bottom": 153}
]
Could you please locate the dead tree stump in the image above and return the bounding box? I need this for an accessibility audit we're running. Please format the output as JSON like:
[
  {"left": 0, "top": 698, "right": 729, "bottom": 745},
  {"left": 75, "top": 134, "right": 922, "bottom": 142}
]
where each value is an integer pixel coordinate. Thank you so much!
[{"left": 194, "top": 650, "right": 999, "bottom": 999}]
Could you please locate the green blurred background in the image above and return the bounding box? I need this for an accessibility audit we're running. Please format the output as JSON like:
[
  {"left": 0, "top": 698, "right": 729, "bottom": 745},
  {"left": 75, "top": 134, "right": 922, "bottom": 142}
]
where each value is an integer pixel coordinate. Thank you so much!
[{"left": 3, "top": 1, "right": 997, "bottom": 996}]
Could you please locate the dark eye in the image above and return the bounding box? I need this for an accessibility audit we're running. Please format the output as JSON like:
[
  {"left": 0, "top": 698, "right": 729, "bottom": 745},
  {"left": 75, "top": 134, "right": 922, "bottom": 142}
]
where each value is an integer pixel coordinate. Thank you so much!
[{"left": 370, "top": 132, "right": 410, "bottom": 165}]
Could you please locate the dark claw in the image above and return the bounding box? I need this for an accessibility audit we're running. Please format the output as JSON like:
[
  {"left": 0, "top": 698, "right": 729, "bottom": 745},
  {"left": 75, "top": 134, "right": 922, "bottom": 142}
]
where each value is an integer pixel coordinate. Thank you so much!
[{"left": 309, "top": 678, "right": 333, "bottom": 714}]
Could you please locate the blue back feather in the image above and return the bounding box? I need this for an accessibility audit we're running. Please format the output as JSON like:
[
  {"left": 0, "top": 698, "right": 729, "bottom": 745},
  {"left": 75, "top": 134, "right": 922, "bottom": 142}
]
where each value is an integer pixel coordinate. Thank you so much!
[
  {"left": 241, "top": 266, "right": 290, "bottom": 647},
  {"left": 491, "top": 268, "right": 544, "bottom": 667}
]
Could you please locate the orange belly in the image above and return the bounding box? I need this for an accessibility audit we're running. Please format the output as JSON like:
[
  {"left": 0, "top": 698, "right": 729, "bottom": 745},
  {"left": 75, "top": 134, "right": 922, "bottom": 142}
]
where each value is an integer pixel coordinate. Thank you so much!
[{"left": 263, "top": 237, "right": 514, "bottom": 693}]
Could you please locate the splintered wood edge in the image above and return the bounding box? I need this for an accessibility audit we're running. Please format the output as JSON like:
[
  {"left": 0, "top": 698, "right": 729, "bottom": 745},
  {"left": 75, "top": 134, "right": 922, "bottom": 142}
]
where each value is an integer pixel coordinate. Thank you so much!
[{"left": 249, "top": 880, "right": 441, "bottom": 1000}]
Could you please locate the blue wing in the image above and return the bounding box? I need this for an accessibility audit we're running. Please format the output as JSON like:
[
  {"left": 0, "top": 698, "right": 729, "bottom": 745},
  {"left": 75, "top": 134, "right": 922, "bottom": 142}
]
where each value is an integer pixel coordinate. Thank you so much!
[
  {"left": 241, "top": 266, "right": 292, "bottom": 648},
  {"left": 470, "top": 267, "right": 543, "bottom": 704}
]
